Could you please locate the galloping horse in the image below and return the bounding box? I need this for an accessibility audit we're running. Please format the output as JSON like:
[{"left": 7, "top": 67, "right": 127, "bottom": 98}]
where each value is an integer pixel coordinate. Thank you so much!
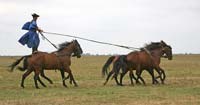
[
  {"left": 103, "top": 40, "right": 172, "bottom": 85},
  {"left": 10, "top": 40, "right": 83, "bottom": 88},
  {"left": 102, "top": 55, "right": 140, "bottom": 85},
  {"left": 119, "top": 41, "right": 172, "bottom": 85}
]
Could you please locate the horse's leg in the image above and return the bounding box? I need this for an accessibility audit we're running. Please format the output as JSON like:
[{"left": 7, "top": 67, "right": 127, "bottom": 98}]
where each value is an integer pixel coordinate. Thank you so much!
[
  {"left": 157, "top": 67, "right": 166, "bottom": 84},
  {"left": 131, "top": 71, "right": 140, "bottom": 84},
  {"left": 60, "top": 69, "right": 67, "bottom": 87},
  {"left": 66, "top": 74, "right": 73, "bottom": 85},
  {"left": 136, "top": 66, "right": 146, "bottom": 85},
  {"left": 146, "top": 68, "right": 157, "bottom": 84},
  {"left": 112, "top": 66, "right": 121, "bottom": 86},
  {"left": 120, "top": 70, "right": 128, "bottom": 85},
  {"left": 64, "top": 74, "right": 70, "bottom": 80},
  {"left": 33, "top": 70, "right": 40, "bottom": 89},
  {"left": 66, "top": 67, "right": 78, "bottom": 87},
  {"left": 110, "top": 61, "right": 121, "bottom": 86},
  {"left": 135, "top": 67, "right": 141, "bottom": 84},
  {"left": 128, "top": 70, "right": 135, "bottom": 85},
  {"left": 61, "top": 69, "right": 71, "bottom": 84},
  {"left": 138, "top": 70, "right": 146, "bottom": 85},
  {"left": 38, "top": 76, "right": 47, "bottom": 87},
  {"left": 151, "top": 69, "right": 159, "bottom": 84},
  {"left": 40, "top": 70, "right": 53, "bottom": 84},
  {"left": 154, "top": 67, "right": 163, "bottom": 84},
  {"left": 63, "top": 69, "right": 72, "bottom": 85},
  {"left": 21, "top": 69, "right": 33, "bottom": 88},
  {"left": 103, "top": 70, "right": 114, "bottom": 85},
  {"left": 63, "top": 73, "right": 72, "bottom": 84},
  {"left": 113, "top": 73, "right": 121, "bottom": 86},
  {"left": 119, "top": 63, "right": 129, "bottom": 86}
]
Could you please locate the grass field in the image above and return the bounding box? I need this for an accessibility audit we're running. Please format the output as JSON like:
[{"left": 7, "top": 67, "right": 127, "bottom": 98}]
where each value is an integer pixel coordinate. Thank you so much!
[{"left": 0, "top": 55, "right": 200, "bottom": 105}]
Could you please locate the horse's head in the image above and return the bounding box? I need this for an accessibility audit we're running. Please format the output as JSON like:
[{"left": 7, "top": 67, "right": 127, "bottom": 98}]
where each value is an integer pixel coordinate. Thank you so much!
[
  {"left": 143, "top": 40, "right": 173, "bottom": 60},
  {"left": 160, "top": 40, "right": 172, "bottom": 60},
  {"left": 57, "top": 40, "right": 83, "bottom": 58},
  {"left": 72, "top": 40, "right": 83, "bottom": 58}
]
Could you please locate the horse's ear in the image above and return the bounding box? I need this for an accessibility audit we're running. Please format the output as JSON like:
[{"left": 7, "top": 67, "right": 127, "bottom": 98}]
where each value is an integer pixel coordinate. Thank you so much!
[
  {"left": 73, "top": 39, "right": 77, "bottom": 42},
  {"left": 160, "top": 40, "right": 167, "bottom": 46}
]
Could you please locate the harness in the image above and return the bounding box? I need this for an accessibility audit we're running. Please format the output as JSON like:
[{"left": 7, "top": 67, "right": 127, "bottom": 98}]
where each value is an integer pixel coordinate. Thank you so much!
[
  {"left": 143, "top": 48, "right": 154, "bottom": 59},
  {"left": 143, "top": 47, "right": 167, "bottom": 59}
]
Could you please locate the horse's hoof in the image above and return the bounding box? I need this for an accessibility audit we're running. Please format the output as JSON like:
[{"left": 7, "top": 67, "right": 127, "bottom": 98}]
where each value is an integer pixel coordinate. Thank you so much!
[
  {"left": 119, "top": 84, "right": 124, "bottom": 86},
  {"left": 21, "top": 86, "right": 25, "bottom": 88},
  {"left": 153, "top": 82, "right": 159, "bottom": 85},
  {"left": 103, "top": 81, "right": 107, "bottom": 86},
  {"left": 63, "top": 85, "right": 68, "bottom": 88},
  {"left": 50, "top": 82, "right": 53, "bottom": 84},
  {"left": 136, "top": 82, "right": 141, "bottom": 85},
  {"left": 36, "top": 87, "right": 40, "bottom": 89},
  {"left": 116, "top": 83, "right": 123, "bottom": 86},
  {"left": 74, "top": 84, "right": 78, "bottom": 87},
  {"left": 154, "top": 80, "right": 159, "bottom": 84},
  {"left": 130, "top": 84, "right": 134, "bottom": 86}
]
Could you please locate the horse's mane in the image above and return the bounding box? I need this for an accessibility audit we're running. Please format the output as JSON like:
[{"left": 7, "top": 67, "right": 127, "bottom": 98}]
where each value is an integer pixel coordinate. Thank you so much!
[
  {"left": 57, "top": 41, "right": 72, "bottom": 51},
  {"left": 140, "top": 42, "right": 162, "bottom": 51}
]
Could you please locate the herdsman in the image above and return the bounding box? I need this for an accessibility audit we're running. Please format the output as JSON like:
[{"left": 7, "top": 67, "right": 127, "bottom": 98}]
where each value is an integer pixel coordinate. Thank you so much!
[{"left": 18, "top": 13, "right": 43, "bottom": 53}]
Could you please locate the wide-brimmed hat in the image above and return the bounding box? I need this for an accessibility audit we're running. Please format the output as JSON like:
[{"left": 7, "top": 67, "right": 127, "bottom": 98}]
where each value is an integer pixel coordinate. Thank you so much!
[{"left": 32, "top": 13, "right": 39, "bottom": 17}]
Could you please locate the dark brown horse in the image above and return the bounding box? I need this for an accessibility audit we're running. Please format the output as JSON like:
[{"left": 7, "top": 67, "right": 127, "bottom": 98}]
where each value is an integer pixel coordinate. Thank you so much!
[
  {"left": 10, "top": 40, "right": 83, "bottom": 88},
  {"left": 103, "top": 40, "right": 172, "bottom": 85},
  {"left": 102, "top": 55, "right": 140, "bottom": 85}
]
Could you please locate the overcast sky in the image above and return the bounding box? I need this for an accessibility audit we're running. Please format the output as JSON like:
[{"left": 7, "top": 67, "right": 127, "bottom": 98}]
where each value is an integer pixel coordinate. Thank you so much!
[{"left": 0, "top": 0, "right": 200, "bottom": 55}]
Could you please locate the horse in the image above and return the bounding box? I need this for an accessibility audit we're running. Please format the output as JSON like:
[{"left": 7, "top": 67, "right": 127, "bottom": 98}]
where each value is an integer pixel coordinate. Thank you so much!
[
  {"left": 102, "top": 55, "right": 141, "bottom": 85},
  {"left": 103, "top": 40, "right": 172, "bottom": 85},
  {"left": 10, "top": 40, "right": 83, "bottom": 89},
  {"left": 118, "top": 40, "right": 172, "bottom": 85}
]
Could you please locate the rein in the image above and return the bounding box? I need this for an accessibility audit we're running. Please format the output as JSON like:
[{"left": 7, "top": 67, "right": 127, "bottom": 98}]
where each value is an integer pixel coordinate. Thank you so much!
[
  {"left": 42, "top": 31, "right": 140, "bottom": 50},
  {"left": 143, "top": 48, "right": 154, "bottom": 59},
  {"left": 39, "top": 32, "right": 58, "bottom": 49},
  {"left": 143, "top": 47, "right": 167, "bottom": 59}
]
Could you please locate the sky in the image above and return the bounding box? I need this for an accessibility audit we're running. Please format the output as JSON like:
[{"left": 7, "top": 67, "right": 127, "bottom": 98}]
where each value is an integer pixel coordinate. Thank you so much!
[{"left": 0, "top": 0, "right": 200, "bottom": 55}]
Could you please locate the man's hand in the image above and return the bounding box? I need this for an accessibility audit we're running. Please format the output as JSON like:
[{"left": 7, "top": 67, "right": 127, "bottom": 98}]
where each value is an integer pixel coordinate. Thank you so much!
[{"left": 37, "top": 28, "right": 43, "bottom": 32}]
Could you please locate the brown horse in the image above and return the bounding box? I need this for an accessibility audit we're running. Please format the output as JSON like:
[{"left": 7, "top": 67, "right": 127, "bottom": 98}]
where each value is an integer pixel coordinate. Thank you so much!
[
  {"left": 103, "top": 40, "right": 172, "bottom": 85},
  {"left": 123, "top": 40, "right": 172, "bottom": 85},
  {"left": 10, "top": 40, "right": 83, "bottom": 88}
]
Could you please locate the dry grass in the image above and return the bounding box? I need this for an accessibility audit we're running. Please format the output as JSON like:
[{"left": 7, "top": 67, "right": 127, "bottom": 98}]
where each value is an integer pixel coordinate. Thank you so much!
[{"left": 0, "top": 55, "right": 200, "bottom": 105}]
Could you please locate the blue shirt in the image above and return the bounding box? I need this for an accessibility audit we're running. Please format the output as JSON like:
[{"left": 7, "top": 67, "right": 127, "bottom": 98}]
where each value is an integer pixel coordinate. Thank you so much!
[
  {"left": 29, "top": 21, "right": 37, "bottom": 31},
  {"left": 18, "top": 20, "right": 40, "bottom": 48}
]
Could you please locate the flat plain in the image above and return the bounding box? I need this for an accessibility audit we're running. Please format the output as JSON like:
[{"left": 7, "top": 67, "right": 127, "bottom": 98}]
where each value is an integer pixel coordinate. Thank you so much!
[{"left": 0, "top": 55, "right": 200, "bottom": 105}]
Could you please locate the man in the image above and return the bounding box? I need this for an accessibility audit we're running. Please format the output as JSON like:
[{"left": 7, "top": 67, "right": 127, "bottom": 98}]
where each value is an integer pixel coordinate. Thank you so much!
[{"left": 19, "top": 13, "right": 43, "bottom": 53}]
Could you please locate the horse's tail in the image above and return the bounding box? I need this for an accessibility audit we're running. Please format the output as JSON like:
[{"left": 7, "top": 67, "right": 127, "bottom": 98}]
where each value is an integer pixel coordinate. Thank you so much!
[
  {"left": 119, "top": 55, "right": 127, "bottom": 74},
  {"left": 113, "top": 55, "right": 127, "bottom": 76},
  {"left": 9, "top": 55, "right": 31, "bottom": 72},
  {"left": 102, "top": 56, "right": 116, "bottom": 77}
]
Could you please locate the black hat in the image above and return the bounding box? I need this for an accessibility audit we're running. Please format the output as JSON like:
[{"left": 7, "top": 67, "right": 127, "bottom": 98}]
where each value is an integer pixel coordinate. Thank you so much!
[{"left": 32, "top": 13, "right": 39, "bottom": 17}]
